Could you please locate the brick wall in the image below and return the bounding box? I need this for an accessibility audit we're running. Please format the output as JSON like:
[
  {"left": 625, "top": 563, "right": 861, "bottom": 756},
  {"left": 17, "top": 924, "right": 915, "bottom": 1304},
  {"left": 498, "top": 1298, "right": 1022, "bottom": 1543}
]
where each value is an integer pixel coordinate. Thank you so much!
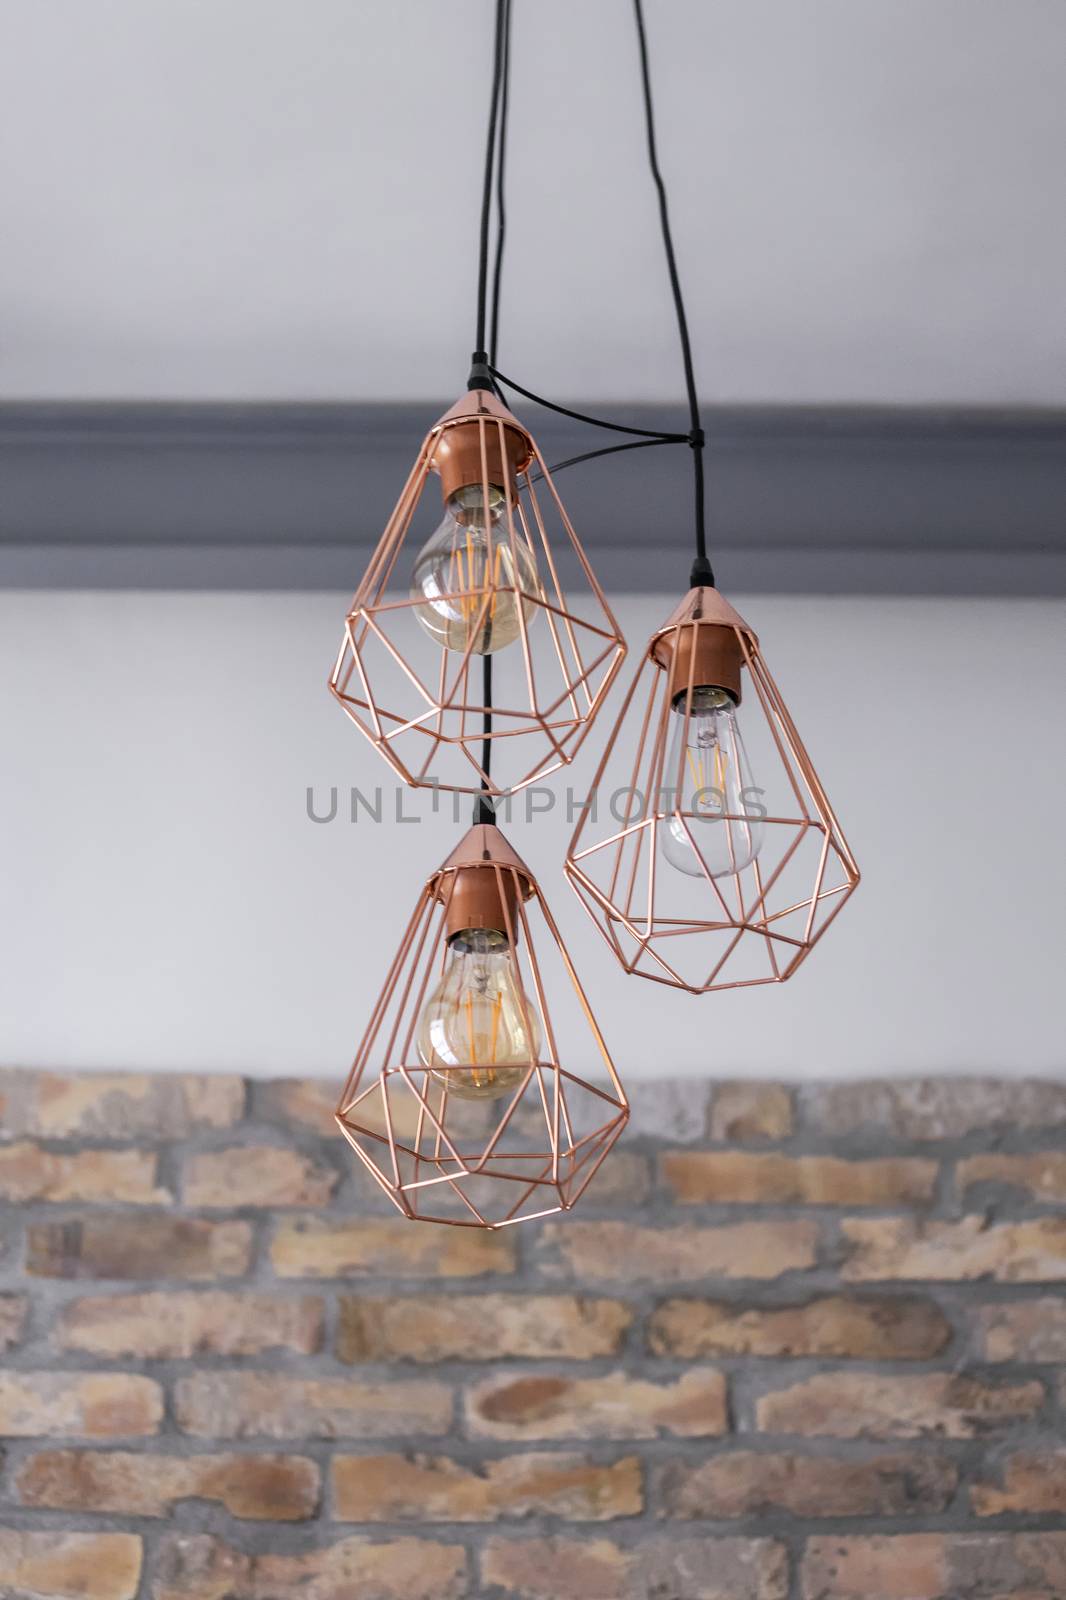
[{"left": 2, "top": 1069, "right": 1066, "bottom": 1599}]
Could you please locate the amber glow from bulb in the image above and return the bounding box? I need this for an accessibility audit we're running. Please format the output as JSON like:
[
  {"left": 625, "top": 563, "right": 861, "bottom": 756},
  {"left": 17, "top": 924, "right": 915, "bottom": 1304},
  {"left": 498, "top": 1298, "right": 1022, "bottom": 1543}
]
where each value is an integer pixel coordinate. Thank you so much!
[{"left": 416, "top": 927, "right": 540, "bottom": 1101}]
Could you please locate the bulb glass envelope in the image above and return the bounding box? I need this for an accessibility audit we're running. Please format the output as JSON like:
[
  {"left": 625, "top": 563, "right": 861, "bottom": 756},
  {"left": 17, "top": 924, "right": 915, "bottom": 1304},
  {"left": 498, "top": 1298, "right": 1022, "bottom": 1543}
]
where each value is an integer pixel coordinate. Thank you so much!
[
  {"left": 565, "top": 587, "right": 859, "bottom": 994},
  {"left": 329, "top": 388, "right": 626, "bottom": 797},
  {"left": 335, "top": 825, "right": 629, "bottom": 1228}
]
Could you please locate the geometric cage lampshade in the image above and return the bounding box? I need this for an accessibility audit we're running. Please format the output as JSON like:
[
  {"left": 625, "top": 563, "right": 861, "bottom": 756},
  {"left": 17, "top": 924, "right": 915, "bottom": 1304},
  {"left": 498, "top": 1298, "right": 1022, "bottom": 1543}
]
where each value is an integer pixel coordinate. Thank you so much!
[
  {"left": 565, "top": 585, "right": 860, "bottom": 993},
  {"left": 335, "top": 822, "right": 629, "bottom": 1228},
  {"left": 329, "top": 386, "right": 627, "bottom": 798}
]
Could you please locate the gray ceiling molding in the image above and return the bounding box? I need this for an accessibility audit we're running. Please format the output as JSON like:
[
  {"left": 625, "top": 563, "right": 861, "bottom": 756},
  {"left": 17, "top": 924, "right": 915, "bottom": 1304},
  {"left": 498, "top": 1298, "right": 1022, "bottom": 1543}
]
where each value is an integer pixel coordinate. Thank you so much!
[{"left": 1, "top": 402, "right": 1063, "bottom": 594}]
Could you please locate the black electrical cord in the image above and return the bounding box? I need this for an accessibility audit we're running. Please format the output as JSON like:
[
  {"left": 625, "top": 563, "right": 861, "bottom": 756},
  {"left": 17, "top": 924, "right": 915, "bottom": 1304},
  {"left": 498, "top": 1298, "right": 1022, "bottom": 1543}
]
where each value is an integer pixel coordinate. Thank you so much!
[
  {"left": 488, "top": 0, "right": 511, "bottom": 374},
  {"left": 471, "top": 0, "right": 511, "bottom": 825},
  {"left": 469, "top": 0, "right": 710, "bottom": 823},
  {"left": 529, "top": 435, "right": 677, "bottom": 485},
  {"left": 489, "top": 366, "right": 689, "bottom": 443},
  {"left": 483, "top": 3, "right": 712, "bottom": 584},
  {"left": 632, "top": 0, "right": 711, "bottom": 586}
]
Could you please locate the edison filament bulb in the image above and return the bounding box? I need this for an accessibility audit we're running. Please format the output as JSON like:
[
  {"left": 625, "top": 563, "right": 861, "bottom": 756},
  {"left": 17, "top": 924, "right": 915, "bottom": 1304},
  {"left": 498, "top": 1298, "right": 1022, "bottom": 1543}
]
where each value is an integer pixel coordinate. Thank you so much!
[
  {"left": 661, "top": 684, "right": 764, "bottom": 878},
  {"left": 410, "top": 483, "right": 540, "bottom": 654},
  {"left": 416, "top": 926, "right": 541, "bottom": 1101}
]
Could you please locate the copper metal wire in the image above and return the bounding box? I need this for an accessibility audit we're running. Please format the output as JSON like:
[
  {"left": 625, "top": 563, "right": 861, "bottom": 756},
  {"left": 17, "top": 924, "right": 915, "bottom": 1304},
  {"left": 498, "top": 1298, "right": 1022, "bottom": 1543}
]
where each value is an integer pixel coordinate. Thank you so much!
[
  {"left": 335, "top": 824, "right": 629, "bottom": 1228},
  {"left": 565, "top": 587, "right": 860, "bottom": 994},
  {"left": 329, "top": 388, "right": 626, "bottom": 799}
]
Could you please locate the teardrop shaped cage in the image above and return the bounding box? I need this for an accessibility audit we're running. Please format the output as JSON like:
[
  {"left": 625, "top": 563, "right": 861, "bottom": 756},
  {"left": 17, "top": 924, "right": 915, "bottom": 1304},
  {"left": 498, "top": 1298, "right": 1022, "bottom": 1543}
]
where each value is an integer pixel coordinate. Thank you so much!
[
  {"left": 565, "top": 587, "right": 860, "bottom": 994},
  {"left": 335, "top": 825, "right": 629, "bottom": 1228},
  {"left": 329, "top": 389, "right": 627, "bottom": 799}
]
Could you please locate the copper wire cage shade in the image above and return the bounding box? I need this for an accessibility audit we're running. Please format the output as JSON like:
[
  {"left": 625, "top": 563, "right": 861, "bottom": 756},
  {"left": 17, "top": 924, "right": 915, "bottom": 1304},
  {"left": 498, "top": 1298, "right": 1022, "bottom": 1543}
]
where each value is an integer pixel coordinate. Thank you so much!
[
  {"left": 329, "top": 387, "right": 627, "bottom": 798},
  {"left": 565, "top": 586, "right": 860, "bottom": 994},
  {"left": 335, "top": 824, "right": 629, "bottom": 1228}
]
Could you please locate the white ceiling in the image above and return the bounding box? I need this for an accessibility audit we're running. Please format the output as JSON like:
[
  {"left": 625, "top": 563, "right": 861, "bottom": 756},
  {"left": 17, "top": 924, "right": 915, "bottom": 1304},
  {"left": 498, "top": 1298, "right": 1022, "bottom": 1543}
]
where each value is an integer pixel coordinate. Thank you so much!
[{"left": 2, "top": 0, "right": 1064, "bottom": 404}]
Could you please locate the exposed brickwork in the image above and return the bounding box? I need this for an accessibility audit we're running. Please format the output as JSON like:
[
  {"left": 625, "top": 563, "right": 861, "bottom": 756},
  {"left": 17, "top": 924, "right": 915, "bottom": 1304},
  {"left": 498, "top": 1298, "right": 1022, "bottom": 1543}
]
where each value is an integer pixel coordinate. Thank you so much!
[
  {"left": 654, "top": 1449, "right": 958, "bottom": 1518},
  {"left": 55, "top": 1291, "right": 324, "bottom": 1358},
  {"left": 2, "top": 1068, "right": 1066, "bottom": 1599},
  {"left": 0, "top": 1531, "right": 142, "bottom": 1600},
  {"left": 182, "top": 1147, "right": 338, "bottom": 1208},
  {"left": 16, "top": 1449, "right": 320, "bottom": 1520},
  {"left": 660, "top": 1150, "right": 937, "bottom": 1205},
  {"left": 331, "top": 1450, "right": 642, "bottom": 1522},
  {"left": 271, "top": 1215, "right": 515, "bottom": 1278},
  {"left": 648, "top": 1293, "right": 951, "bottom": 1358},
  {"left": 536, "top": 1217, "right": 819, "bottom": 1281},
  {"left": 336, "top": 1292, "right": 632, "bottom": 1363}
]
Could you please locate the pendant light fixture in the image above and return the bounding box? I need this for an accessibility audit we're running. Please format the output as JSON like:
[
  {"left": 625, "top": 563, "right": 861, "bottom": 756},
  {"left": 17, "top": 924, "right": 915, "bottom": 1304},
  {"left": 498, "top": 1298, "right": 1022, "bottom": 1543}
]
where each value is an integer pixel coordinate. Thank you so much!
[
  {"left": 563, "top": 2, "right": 859, "bottom": 993},
  {"left": 335, "top": 822, "right": 628, "bottom": 1227},
  {"left": 327, "top": 0, "right": 625, "bottom": 799},
  {"left": 333, "top": 0, "right": 627, "bottom": 1227}
]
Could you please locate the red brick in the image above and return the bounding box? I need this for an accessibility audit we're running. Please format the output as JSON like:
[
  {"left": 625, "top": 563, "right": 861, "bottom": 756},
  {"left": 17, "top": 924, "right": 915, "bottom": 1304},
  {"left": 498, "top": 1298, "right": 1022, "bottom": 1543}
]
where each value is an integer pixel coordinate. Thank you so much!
[
  {"left": 466, "top": 1368, "right": 726, "bottom": 1440},
  {"left": 16, "top": 1448, "right": 319, "bottom": 1520},
  {"left": 842, "top": 1217, "right": 1066, "bottom": 1282},
  {"left": 337, "top": 1293, "right": 631, "bottom": 1363},
  {"left": 26, "top": 1216, "right": 252, "bottom": 1280},
  {"left": 271, "top": 1216, "right": 514, "bottom": 1278},
  {"left": 802, "top": 1533, "right": 1066, "bottom": 1599},
  {"left": 536, "top": 1219, "right": 818, "bottom": 1282},
  {"left": 0, "top": 1143, "right": 168, "bottom": 1203},
  {"left": 480, "top": 1535, "right": 788, "bottom": 1599},
  {"left": 0, "top": 1372, "right": 162, "bottom": 1437},
  {"left": 656, "top": 1450, "right": 956, "bottom": 1518},
  {"left": 802, "top": 1534, "right": 947, "bottom": 1598},
  {"left": 976, "top": 1298, "right": 1066, "bottom": 1362},
  {"left": 259, "top": 1076, "right": 426, "bottom": 1142},
  {"left": 755, "top": 1371, "right": 1043, "bottom": 1438},
  {"left": 152, "top": 1532, "right": 467, "bottom": 1600},
  {"left": 0, "top": 1070, "right": 244, "bottom": 1138},
  {"left": 183, "top": 1146, "right": 337, "bottom": 1207},
  {"left": 709, "top": 1083, "right": 793, "bottom": 1141},
  {"left": 958, "top": 1151, "right": 1066, "bottom": 1203},
  {"left": 257, "top": 1076, "right": 341, "bottom": 1137},
  {"left": 0, "top": 1531, "right": 142, "bottom": 1600},
  {"left": 56, "top": 1291, "right": 323, "bottom": 1358},
  {"left": 648, "top": 1294, "right": 950, "bottom": 1359},
  {"left": 574, "top": 1149, "right": 652, "bottom": 1206},
  {"left": 332, "top": 1451, "right": 641, "bottom": 1521},
  {"left": 973, "top": 1450, "right": 1066, "bottom": 1515},
  {"left": 174, "top": 1371, "right": 452, "bottom": 1439},
  {"left": 661, "top": 1150, "right": 935, "bottom": 1206}
]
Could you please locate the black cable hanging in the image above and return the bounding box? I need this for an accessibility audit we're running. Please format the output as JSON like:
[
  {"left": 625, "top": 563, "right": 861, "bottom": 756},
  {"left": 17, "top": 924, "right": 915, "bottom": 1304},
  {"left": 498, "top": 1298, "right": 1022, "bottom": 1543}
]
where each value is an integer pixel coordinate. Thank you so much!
[
  {"left": 470, "top": 0, "right": 511, "bottom": 825},
  {"left": 483, "top": 0, "right": 712, "bottom": 581},
  {"left": 470, "top": 0, "right": 710, "bottom": 824},
  {"left": 631, "top": 0, "right": 710, "bottom": 587}
]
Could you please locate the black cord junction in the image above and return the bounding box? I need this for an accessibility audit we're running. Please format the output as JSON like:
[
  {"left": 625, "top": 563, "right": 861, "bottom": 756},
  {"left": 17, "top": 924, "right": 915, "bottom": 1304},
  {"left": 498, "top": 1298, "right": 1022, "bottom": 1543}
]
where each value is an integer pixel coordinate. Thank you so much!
[{"left": 476, "top": 3, "right": 713, "bottom": 585}]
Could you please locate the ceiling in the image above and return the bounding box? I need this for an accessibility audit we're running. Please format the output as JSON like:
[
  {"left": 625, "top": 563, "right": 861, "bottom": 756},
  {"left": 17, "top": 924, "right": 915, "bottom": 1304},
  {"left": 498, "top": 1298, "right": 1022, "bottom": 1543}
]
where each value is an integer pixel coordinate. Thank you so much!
[{"left": 2, "top": 0, "right": 1064, "bottom": 405}]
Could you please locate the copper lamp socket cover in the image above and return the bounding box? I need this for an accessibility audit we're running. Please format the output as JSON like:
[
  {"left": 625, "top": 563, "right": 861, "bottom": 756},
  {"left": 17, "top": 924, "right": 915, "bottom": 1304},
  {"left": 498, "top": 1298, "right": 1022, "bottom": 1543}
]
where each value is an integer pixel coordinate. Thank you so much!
[
  {"left": 651, "top": 621, "right": 745, "bottom": 706},
  {"left": 431, "top": 419, "right": 531, "bottom": 504},
  {"left": 440, "top": 863, "right": 531, "bottom": 944}
]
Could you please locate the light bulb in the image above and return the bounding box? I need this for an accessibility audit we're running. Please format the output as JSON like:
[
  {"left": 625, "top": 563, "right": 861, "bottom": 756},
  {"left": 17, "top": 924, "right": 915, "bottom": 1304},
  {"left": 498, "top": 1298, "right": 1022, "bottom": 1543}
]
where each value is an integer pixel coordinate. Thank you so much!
[
  {"left": 661, "top": 685, "right": 764, "bottom": 878},
  {"left": 410, "top": 484, "right": 539, "bottom": 654},
  {"left": 416, "top": 927, "right": 541, "bottom": 1101}
]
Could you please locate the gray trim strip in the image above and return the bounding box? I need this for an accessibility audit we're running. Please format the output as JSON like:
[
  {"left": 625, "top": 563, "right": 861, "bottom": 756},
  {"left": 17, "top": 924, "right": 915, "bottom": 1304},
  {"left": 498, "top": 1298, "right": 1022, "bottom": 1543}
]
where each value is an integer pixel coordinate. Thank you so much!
[{"left": 2, "top": 403, "right": 1063, "bottom": 594}]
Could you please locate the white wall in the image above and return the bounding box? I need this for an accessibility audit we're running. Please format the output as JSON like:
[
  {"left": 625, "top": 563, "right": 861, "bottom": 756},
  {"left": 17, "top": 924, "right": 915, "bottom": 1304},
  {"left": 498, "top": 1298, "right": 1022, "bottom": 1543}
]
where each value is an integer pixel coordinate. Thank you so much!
[
  {"left": 2, "top": 591, "right": 1063, "bottom": 1080},
  {"left": 3, "top": 0, "right": 1065, "bottom": 404}
]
